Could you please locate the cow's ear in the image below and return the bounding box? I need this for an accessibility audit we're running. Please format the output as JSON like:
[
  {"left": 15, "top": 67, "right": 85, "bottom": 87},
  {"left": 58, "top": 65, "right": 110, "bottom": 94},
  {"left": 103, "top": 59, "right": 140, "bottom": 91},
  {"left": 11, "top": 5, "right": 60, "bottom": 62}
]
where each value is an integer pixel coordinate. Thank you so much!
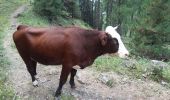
[{"left": 100, "top": 32, "right": 107, "bottom": 46}]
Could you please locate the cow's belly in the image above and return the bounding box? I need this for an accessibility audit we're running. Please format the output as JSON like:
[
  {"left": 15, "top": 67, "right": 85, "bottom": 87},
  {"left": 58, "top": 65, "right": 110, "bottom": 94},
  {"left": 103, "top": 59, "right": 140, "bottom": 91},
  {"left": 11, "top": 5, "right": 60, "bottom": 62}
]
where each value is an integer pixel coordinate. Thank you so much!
[
  {"left": 29, "top": 42, "right": 64, "bottom": 65},
  {"left": 31, "top": 57, "right": 61, "bottom": 65},
  {"left": 30, "top": 54, "right": 62, "bottom": 65}
]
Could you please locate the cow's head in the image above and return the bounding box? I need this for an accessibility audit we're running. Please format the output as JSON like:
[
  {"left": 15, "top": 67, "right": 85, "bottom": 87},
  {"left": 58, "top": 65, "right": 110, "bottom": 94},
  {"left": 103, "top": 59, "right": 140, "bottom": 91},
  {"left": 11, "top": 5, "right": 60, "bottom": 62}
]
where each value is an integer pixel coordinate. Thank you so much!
[
  {"left": 105, "top": 26, "right": 129, "bottom": 58},
  {"left": 99, "top": 31, "right": 119, "bottom": 54}
]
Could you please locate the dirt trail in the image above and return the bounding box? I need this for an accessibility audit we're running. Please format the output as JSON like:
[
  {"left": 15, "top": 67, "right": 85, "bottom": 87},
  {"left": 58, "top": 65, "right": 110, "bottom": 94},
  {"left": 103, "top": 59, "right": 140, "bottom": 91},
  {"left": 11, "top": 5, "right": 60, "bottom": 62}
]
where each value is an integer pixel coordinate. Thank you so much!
[{"left": 3, "top": 5, "right": 170, "bottom": 100}]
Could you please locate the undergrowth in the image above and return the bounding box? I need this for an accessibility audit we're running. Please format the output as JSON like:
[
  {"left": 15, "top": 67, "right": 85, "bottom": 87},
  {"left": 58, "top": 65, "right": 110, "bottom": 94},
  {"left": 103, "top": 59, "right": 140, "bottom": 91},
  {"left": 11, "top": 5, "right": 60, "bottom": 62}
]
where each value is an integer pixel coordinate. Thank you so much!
[
  {"left": 18, "top": 6, "right": 90, "bottom": 29},
  {"left": 18, "top": 6, "right": 49, "bottom": 27},
  {"left": 93, "top": 55, "right": 170, "bottom": 86},
  {"left": 0, "top": 0, "right": 26, "bottom": 99},
  {"left": 0, "top": 31, "right": 14, "bottom": 99}
]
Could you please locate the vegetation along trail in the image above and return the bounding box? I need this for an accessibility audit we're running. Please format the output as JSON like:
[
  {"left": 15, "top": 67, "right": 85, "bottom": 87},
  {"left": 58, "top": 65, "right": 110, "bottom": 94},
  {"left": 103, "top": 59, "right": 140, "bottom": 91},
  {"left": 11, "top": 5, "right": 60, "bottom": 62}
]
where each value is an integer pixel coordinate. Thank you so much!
[{"left": 3, "top": 5, "right": 170, "bottom": 100}]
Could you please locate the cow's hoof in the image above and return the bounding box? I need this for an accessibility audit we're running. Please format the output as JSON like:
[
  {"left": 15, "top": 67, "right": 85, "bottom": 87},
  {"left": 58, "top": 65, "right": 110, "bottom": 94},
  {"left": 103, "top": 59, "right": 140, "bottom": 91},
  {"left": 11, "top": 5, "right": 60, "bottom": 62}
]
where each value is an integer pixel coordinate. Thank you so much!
[
  {"left": 55, "top": 91, "right": 61, "bottom": 97},
  {"left": 69, "top": 81, "right": 76, "bottom": 89},
  {"left": 33, "top": 80, "right": 39, "bottom": 87},
  {"left": 55, "top": 96, "right": 61, "bottom": 100},
  {"left": 55, "top": 97, "right": 61, "bottom": 100}
]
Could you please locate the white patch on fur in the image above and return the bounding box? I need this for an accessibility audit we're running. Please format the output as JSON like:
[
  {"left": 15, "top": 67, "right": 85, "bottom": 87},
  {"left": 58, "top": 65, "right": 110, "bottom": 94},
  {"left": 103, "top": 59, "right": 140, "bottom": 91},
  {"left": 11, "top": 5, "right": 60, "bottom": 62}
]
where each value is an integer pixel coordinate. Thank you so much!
[
  {"left": 105, "top": 26, "right": 129, "bottom": 58},
  {"left": 73, "top": 65, "right": 81, "bottom": 69},
  {"left": 33, "top": 80, "right": 38, "bottom": 86}
]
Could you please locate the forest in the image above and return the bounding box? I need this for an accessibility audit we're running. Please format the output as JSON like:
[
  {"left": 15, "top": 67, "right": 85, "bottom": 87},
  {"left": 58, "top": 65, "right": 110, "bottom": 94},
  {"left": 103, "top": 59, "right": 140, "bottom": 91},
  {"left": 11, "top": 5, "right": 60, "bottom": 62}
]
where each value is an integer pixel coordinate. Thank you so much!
[
  {"left": 0, "top": 0, "right": 170, "bottom": 99},
  {"left": 33, "top": 0, "right": 170, "bottom": 61}
]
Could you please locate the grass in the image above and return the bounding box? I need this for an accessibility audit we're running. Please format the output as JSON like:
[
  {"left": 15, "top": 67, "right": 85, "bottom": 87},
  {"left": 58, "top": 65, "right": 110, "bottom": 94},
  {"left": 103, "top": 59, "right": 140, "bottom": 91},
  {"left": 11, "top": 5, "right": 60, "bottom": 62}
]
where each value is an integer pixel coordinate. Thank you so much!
[
  {"left": 0, "top": 35, "right": 14, "bottom": 99},
  {"left": 61, "top": 94, "right": 75, "bottom": 100},
  {"left": 53, "top": 16, "right": 91, "bottom": 29},
  {"left": 106, "top": 80, "right": 114, "bottom": 87},
  {"left": 0, "top": 0, "right": 27, "bottom": 30},
  {"left": 93, "top": 55, "right": 170, "bottom": 85},
  {"left": 0, "top": 0, "right": 27, "bottom": 99},
  {"left": 18, "top": 6, "right": 49, "bottom": 27},
  {"left": 18, "top": 6, "right": 90, "bottom": 29}
]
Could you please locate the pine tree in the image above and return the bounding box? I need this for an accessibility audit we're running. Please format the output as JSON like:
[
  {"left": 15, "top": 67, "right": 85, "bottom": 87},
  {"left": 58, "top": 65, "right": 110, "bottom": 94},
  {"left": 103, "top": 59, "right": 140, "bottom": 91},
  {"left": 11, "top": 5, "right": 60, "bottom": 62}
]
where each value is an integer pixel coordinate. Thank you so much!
[{"left": 33, "top": 0, "right": 65, "bottom": 21}]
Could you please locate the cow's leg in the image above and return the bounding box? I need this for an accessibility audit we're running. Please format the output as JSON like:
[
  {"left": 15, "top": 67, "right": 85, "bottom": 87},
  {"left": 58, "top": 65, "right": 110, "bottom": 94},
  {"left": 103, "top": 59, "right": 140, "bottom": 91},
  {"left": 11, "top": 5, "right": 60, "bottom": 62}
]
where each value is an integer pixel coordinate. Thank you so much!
[
  {"left": 69, "top": 68, "right": 77, "bottom": 88},
  {"left": 15, "top": 47, "right": 38, "bottom": 86},
  {"left": 26, "top": 60, "right": 38, "bottom": 87},
  {"left": 23, "top": 58, "right": 38, "bottom": 87},
  {"left": 20, "top": 55, "right": 38, "bottom": 86},
  {"left": 55, "top": 65, "right": 71, "bottom": 97},
  {"left": 21, "top": 58, "right": 38, "bottom": 86}
]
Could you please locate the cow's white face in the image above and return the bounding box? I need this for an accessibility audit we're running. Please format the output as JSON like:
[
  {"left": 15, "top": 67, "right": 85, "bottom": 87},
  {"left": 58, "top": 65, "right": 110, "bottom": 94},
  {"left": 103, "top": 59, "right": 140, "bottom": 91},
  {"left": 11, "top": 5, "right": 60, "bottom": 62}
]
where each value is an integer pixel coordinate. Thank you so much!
[{"left": 105, "top": 26, "right": 129, "bottom": 58}]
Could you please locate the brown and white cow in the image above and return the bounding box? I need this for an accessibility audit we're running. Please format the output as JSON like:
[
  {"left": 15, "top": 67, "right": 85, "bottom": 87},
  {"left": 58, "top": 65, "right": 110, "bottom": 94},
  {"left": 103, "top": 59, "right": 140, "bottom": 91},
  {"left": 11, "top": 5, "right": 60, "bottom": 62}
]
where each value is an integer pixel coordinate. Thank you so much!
[{"left": 13, "top": 25, "right": 119, "bottom": 96}]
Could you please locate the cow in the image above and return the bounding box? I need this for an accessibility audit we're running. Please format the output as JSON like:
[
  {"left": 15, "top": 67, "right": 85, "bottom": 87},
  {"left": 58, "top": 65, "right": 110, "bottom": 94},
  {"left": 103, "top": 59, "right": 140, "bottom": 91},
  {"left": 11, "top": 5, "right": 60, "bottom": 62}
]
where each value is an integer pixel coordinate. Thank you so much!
[
  {"left": 13, "top": 25, "right": 119, "bottom": 96},
  {"left": 105, "top": 26, "right": 129, "bottom": 58}
]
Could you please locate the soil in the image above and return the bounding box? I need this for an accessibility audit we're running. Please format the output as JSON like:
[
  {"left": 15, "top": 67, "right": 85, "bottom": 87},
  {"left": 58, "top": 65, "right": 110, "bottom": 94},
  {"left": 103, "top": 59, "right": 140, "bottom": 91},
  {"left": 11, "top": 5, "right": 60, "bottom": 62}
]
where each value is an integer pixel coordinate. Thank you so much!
[{"left": 3, "top": 5, "right": 170, "bottom": 100}]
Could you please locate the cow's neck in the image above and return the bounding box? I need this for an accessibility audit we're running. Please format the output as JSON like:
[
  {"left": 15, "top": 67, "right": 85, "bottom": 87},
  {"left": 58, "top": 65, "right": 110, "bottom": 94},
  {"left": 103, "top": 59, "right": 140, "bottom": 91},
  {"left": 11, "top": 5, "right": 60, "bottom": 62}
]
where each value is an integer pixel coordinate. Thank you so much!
[
  {"left": 87, "top": 41, "right": 105, "bottom": 60},
  {"left": 79, "top": 49, "right": 102, "bottom": 69},
  {"left": 87, "top": 32, "right": 111, "bottom": 57},
  {"left": 78, "top": 34, "right": 108, "bottom": 68}
]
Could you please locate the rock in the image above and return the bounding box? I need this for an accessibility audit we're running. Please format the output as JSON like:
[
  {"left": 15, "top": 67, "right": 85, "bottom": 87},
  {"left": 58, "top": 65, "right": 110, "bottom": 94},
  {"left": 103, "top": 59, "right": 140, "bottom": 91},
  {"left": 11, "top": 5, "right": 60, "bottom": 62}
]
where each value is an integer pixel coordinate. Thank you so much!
[
  {"left": 76, "top": 71, "right": 86, "bottom": 84},
  {"left": 75, "top": 69, "right": 97, "bottom": 85},
  {"left": 151, "top": 60, "right": 168, "bottom": 68},
  {"left": 161, "top": 80, "right": 168, "bottom": 86},
  {"left": 98, "top": 72, "right": 118, "bottom": 87},
  {"left": 121, "top": 59, "right": 137, "bottom": 69},
  {"left": 49, "top": 68, "right": 58, "bottom": 75},
  {"left": 98, "top": 73, "right": 110, "bottom": 84},
  {"left": 106, "top": 96, "right": 113, "bottom": 100},
  {"left": 40, "top": 78, "right": 50, "bottom": 84}
]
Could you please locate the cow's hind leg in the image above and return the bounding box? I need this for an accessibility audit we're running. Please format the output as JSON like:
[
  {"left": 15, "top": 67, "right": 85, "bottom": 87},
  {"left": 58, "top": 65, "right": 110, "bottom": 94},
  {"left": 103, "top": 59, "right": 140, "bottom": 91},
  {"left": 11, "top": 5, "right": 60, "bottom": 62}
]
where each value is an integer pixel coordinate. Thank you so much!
[
  {"left": 55, "top": 65, "right": 72, "bottom": 97},
  {"left": 26, "top": 60, "right": 38, "bottom": 87},
  {"left": 69, "top": 68, "right": 77, "bottom": 88},
  {"left": 17, "top": 50, "right": 38, "bottom": 86},
  {"left": 23, "top": 57, "right": 38, "bottom": 87}
]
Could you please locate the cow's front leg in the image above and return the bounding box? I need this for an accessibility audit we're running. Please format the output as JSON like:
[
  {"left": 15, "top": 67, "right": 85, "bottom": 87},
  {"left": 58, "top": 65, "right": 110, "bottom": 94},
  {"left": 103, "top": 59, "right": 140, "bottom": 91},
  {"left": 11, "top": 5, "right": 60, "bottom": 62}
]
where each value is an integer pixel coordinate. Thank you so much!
[
  {"left": 69, "top": 68, "right": 77, "bottom": 88},
  {"left": 55, "top": 65, "right": 71, "bottom": 97}
]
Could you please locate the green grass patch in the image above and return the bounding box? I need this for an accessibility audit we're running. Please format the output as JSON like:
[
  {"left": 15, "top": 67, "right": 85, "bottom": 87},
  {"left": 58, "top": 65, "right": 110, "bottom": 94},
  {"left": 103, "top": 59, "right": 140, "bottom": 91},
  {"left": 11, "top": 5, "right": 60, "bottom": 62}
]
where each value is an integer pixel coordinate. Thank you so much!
[
  {"left": 93, "top": 55, "right": 170, "bottom": 85},
  {"left": 93, "top": 56, "right": 149, "bottom": 78},
  {"left": 54, "top": 16, "right": 91, "bottom": 29},
  {"left": 61, "top": 94, "right": 75, "bottom": 100},
  {"left": 93, "top": 56, "right": 123, "bottom": 72},
  {"left": 18, "top": 6, "right": 90, "bottom": 28},
  {"left": 18, "top": 6, "right": 49, "bottom": 27},
  {"left": 0, "top": 0, "right": 27, "bottom": 31},
  {"left": 0, "top": 32, "right": 14, "bottom": 99},
  {"left": 106, "top": 80, "right": 114, "bottom": 88},
  {"left": 0, "top": 0, "right": 27, "bottom": 99}
]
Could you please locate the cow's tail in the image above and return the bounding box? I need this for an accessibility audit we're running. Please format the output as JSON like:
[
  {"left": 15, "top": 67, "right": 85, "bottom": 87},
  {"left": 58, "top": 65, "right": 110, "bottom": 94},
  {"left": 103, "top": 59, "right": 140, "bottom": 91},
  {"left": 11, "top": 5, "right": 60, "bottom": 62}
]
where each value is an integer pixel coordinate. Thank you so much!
[{"left": 17, "top": 25, "right": 28, "bottom": 30}]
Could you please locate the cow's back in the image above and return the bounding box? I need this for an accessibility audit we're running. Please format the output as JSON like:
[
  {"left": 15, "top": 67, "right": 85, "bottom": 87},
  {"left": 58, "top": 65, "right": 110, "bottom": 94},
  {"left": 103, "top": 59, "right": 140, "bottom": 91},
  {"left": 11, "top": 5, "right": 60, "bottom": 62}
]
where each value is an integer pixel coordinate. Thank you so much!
[{"left": 14, "top": 26, "right": 66, "bottom": 65}]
